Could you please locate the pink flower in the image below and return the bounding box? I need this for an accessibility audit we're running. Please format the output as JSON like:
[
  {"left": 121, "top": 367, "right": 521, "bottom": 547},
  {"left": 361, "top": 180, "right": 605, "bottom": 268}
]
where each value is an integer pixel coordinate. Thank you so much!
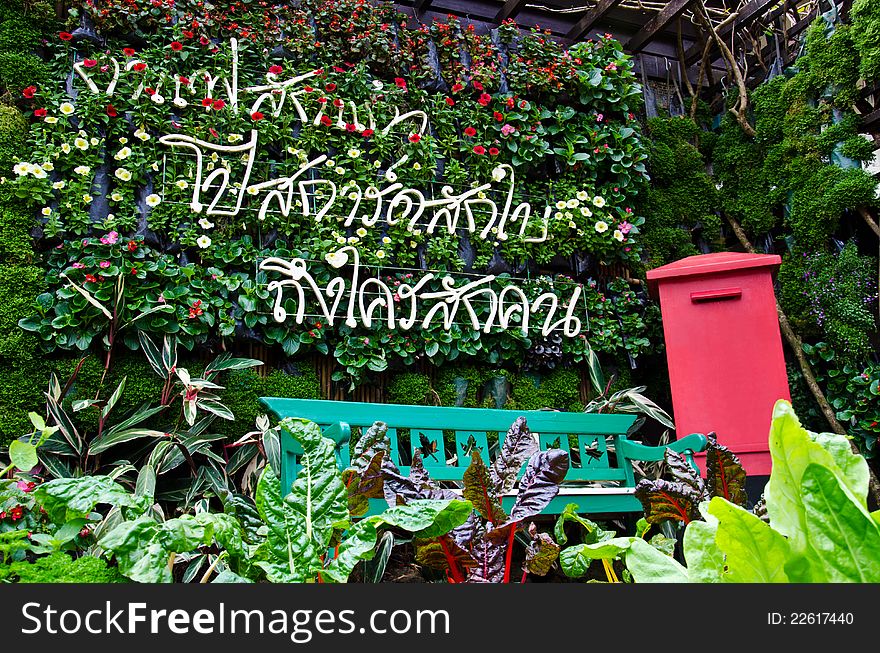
[
  {"left": 100, "top": 231, "right": 119, "bottom": 244},
  {"left": 501, "top": 124, "right": 515, "bottom": 137},
  {"left": 72, "top": 262, "right": 85, "bottom": 269},
  {"left": 99, "top": 261, "right": 110, "bottom": 269},
  {"left": 619, "top": 221, "right": 632, "bottom": 235},
  {"left": 596, "top": 113, "right": 604, "bottom": 122}
]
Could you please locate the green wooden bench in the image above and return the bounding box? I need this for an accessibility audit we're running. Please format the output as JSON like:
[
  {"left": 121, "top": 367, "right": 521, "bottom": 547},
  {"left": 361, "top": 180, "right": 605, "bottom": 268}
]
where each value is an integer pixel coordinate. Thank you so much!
[{"left": 259, "top": 398, "right": 708, "bottom": 516}]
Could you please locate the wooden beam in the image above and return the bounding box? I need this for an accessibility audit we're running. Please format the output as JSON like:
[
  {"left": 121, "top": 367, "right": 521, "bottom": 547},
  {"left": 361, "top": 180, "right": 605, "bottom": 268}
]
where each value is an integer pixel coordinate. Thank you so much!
[
  {"left": 683, "top": 0, "right": 780, "bottom": 65},
  {"left": 495, "top": 0, "right": 529, "bottom": 23},
  {"left": 564, "top": 0, "right": 623, "bottom": 42},
  {"left": 624, "top": 0, "right": 694, "bottom": 53}
]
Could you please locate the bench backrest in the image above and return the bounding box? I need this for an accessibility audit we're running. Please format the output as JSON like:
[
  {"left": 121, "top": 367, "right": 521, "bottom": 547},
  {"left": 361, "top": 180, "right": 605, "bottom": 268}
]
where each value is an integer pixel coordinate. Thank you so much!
[{"left": 260, "top": 397, "right": 640, "bottom": 488}]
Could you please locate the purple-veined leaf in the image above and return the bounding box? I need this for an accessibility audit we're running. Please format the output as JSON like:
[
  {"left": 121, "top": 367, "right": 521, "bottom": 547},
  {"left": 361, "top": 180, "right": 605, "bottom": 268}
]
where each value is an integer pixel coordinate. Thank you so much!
[
  {"left": 524, "top": 522, "right": 560, "bottom": 577},
  {"left": 489, "top": 416, "right": 538, "bottom": 494},
  {"left": 704, "top": 432, "right": 748, "bottom": 507},
  {"left": 464, "top": 450, "right": 507, "bottom": 525},
  {"left": 635, "top": 478, "right": 702, "bottom": 524}
]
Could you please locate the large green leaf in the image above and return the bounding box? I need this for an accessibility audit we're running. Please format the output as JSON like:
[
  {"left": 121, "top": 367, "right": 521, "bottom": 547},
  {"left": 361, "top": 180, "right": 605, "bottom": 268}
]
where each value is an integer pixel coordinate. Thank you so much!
[
  {"left": 559, "top": 537, "right": 635, "bottom": 578},
  {"left": 765, "top": 400, "right": 868, "bottom": 546},
  {"left": 34, "top": 476, "right": 143, "bottom": 523},
  {"left": 708, "top": 497, "right": 790, "bottom": 583},
  {"left": 624, "top": 538, "right": 689, "bottom": 583},
  {"left": 254, "top": 466, "right": 312, "bottom": 583},
  {"left": 553, "top": 503, "right": 615, "bottom": 546},
  {"left": 799, "top": 463, "right": 880, "bottom": 583},
  {"left": 9, "top": 440, "right": 38, "bottom": 472},
  {"left": 682, "top": 518, "right": 723, "bottom": 583}
]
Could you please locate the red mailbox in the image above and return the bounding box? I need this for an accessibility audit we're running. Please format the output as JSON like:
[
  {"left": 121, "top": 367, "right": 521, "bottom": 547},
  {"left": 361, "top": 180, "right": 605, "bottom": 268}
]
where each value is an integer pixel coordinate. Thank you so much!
[{"left": 646, "top": 252, "right": 790, "bottom": 475}]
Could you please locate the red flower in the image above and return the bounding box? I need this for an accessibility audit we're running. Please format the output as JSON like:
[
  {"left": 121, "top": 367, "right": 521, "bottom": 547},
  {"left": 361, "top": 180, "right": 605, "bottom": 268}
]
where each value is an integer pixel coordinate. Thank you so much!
[
  {"left": 269, "top": 65, "right": 283, "bottom": 74},
  {"left": 199, "top": 36, "right": 210, "bottom": 45},
  {"left": 9, "top": 506, "right": 23, "bottom": 521},
  {"left": 493, "top": 111, "right": 504, "bottom": 122},
  {"left": 33, "top": 108, "right": 46, "bottom": 117},
  {"left": 506, "top": 97, "right": 515, "bottom": 108},
  {"left": 451, "top": 82, "right": 463, "bottom": 93},
  {"left": 59, "top": 32, "right": 73, "bottom": 41},
  {"left": 22, "top": 86, "right": 36, "bottom": 99},
  {"left": 131, "top": 267, "right": 138, "bottom": 275},
  {"left": 333, "top": 98, "right": 344, "bottom": 108},
  {"left": 478, "top": 93, "right": 491, "bottom": 106},
  {"left": 182, "top": 30, "right": 194, "bottom": 39},
  {"left": 409, "top": 133, "right": 421, "bottom": 143},
  {"left": 317, "top": 96, "right": 327, "bottom": 104},
  {"left": 304, "top": 85, "right": 314, "bottom": 92},
  {"left": 464, "top": 126, "right": 477, "bottom": 137},
  {"left": 489, "top": 147, "right": 500, "bottom": 156},
  {"left": 394, "top": 77, "right": 407, "bottom": 89},
  {"left": 179, "top": 76, "right": 190, "bottom": 85},
  {"left": 132, "top": 62, "right": 146, "bottom": 72},
  {"left": 320, "top": 115, "right": 332, "bottom": 126},
  {"left": 361, "top": 128, "right": 374, "bottom": 138},
  {"left": 123, "top": 48, "right": 136, "bottom": 57},
  {"left": 170, "top": 41, "right": 183, "bottom": 51},
  {"left": 127, "top": 240, "right": 138, "bottom": 252},
  {"left": 473, "top": 81, "right": 484, "bottom": 91},
  {"left": 209, "top": 127, "right": 219, "bottom": 138},
  {"left": 85, "top": 274, "right": 98, "bottom": 283},
  {"left": 445, "top": 97, "right": 455, "bottom": 106},
  {"left": 201, "top": 97, "right": 213, "bottom": 107},
  {"left": 212, "top": 99, "right": 226, "bottom": 110},
  {"left": 325, "top": 82, "right": 337, "bottom": 91},
  {"left": 251, "top": 111, "right": 264, "bottom": 121},
  {"left": 473, "top": 145, "right": 486, "bottom": 155},
  {"left": 106, "top": 104, "right": 117, "bottom": 117},
  {"left": 144, "top": 87, "right": 156, "bottom": 96},
  {"left": 345, "top": 123, "right": 357, "bottom": 132},
  {"left": 83, "top": 59, "right": 98, "bottom": 68}
]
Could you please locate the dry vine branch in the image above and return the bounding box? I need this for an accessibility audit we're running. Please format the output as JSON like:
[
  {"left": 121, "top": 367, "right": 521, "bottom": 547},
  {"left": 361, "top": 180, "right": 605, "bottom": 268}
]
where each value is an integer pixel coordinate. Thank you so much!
[
  {"left": 723, "top": 211, "right": 880, "bottom": 506},
  {"left": 693, "top": 5, "right": 757, "bottom": 137}
]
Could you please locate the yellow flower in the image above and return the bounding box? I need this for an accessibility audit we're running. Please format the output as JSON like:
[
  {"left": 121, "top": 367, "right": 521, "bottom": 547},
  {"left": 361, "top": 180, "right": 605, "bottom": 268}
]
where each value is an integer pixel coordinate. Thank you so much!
[
  {"left": 41, "top": 207, "right": 52, "bottom": 216},
  {"left": 74, "top": 138, "right": 88, "bottom": 150},
  {"left": 82, "top": 194, "right": 93, "bottom": 204},
  {"left": 114, "top": 168, "right": 132, "bottom": 182},
  {"left": 356, "top": 227, "right": 367, "bottom": 237},
  {"left": 594, "top": 220, "right": 609, "bottom": 233}
]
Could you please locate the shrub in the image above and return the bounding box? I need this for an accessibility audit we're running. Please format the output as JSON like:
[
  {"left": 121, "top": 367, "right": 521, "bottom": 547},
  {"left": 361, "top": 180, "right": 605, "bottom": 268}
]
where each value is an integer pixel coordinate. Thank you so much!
[
  {"left": 387, "top": 372, "right": 432, "bottom": 405},
  {"left": 0, "top": 51, "right": 48, "bottom": 95},
  {"left": 1, "top": 552, "right": 127, "bottom": 583},
  {"left": 0, "top": 105, "right": 27, "bottom": 173},
  {"left": 0, "top": 17, "right": 40, "bottom": 54}
]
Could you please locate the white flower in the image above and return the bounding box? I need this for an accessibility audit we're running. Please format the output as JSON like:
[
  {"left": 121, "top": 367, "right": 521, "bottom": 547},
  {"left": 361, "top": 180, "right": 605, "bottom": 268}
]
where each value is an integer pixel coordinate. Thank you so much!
[
  {"left": 74, "top": 138, "right": 89, "bottom": 151},
  {"left": 82, "top": 194, "right": 93, "bottom": 204},
  {"left": 198, "top": 218, "right": 214, "bottom": 229},
  {"left": 336, "top": 236, "right": 346, "bottom": 244},
  {"left": 592, "top": 195, "right": 606, "bottom": 208},
  {"left": 325, "top": 251, "right": 348, "bottom": 268},
  {"left": 347, "top": 236, "right": 358, "bottom": 244},
  {"left": 119, "top": 137, "right": 128, "bottom": 145},
  {"left": 372, "top": 80, "right": 384, "bottom": 90},
  {"left": 594, "top": 220, "right": 608, "bottom": 233},
  {"left": 196, "top": 235, "right": 212, "bottom": 249},
  {"left": 376, "top": 250, "right": 386, "bottom": 259},
  {"left": 567, "top": 198, "right": 579, "bottom": 208},
  {"left": 555, "top": 200, "right": 567, "bottom": 210},
  {"left": 229, "top": 134, "right": 244, "bottom": 143},
  {"left": 580, "top": 206, "right": 593, "bottom": 217},
  {"left": 150, "top": 162, "right": 159, "bottom": 172},
  {"left": 90, "top": 137, "right": 99, "bottom": 146},
  {"left": 576, "top": 191, "right": 588, "bottom": 201},
  {"left": 74, "top": 165, "right": 91, "bottom": 176},
  {"left": 356, "top": 227, "right": 367, "bottom": 237},
  {"left": 410, "top": 240, "right": 418, "bottom": 248},
  {"left": 347, "top": 148, "right": 361, "bottom": 158},
  {"left": 325, "top": 159, "right": 335, "bottom": 167},
  {"left": 145, "top": 194, "right": 161, "bottom": 207},
  {"left": 107, "top": 213, "right": 115, "bottom": 222},
  {"left": 114, "top": 168, "right": 132, "bottom": 182},
  {"left": 135, "top": 129, "right": 150, "bottom": 141},
  {"left": 348, "top": 191, "right": 358, "bottom": 201},
  {"left": 246, "top": 186, "right": 259, "bottom": 195},
  {"left": 114, "top": 147, "right": 132, "bottom": 160},
  {"left": 564, "top": 211, "right": 573, "bottom": 219},
  {"left": 32, "top": 167, "right": 47, "bottom": 178},
  {"left": 45, "top": 116, "right": 58, "bottom": 124},
  {"left": 176, "top": 179, "right": 189, "bottom": 190},
  {"left": 373, "top": 160, "right": 382, "bottom": 168},
  {"left": 554, "top": 211, "right": 563, "bottom": 220},
  {"left": 413, "top": 162, "right": 421, "bottom": 170},
  {"left": 41, "top": 162, "right": 54, "bottom": 171},
  {"left": 60, "top": 143, "right": 71, "bottom": 154},
  {"left": 41, "top": 207, "right": 52, "bottom": 216},
  {"left": 491, "top": 166, "right": 506, "bottom": 182},
  {"left": 334, "top": 166, "right": 345, "bottom": 175},
  {"left": 568, "top": 220, "right": 576, "bottom": 228},
  {"left": 111, "top": 192, "right": 123, "bottom": 202},
  {"left": 59, "top": 102, "right": 75, "bottom": 115},
  {"left": 382, "top": 236, "right": 391, "bottom": 244},
  {"left": 13, "top": 163, "right": 29, "bottom": 176},
  {"left": 173, "top": 97, "right": 188, "bottom": 108},
  {"left": 613, "top": 229, "right": 624, "bottom": 242},
  {"left": 412, "top": 229, "right": 422, "bottom": 236},
  {"left": 52, "top": 180, "right": 66, "bottom": 189}
]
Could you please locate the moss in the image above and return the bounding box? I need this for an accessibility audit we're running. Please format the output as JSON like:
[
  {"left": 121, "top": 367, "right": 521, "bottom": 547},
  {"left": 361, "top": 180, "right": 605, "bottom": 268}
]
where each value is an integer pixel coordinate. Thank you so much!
[
  {"left": 0, "top": 105, "right": 27, "bottom": 173},
  {"left": 7, "top": 552, "right": 127, "bottom": 583},
  {"left": 0, "top": 17, "right": 41, "bottom": 54},
  {"left": 0, "top": 206, "right": 35, "bottom": 264},
  {"left": 509, "top": 369, "right": 582, "bottom": 412},
  {"left": 0, "top": 263, "right": 43, "bottom": 361},
  {"left": 387, "top": 372, "right": 432, "bottom": 405},
  {"left": 852, "top": 0, "right": 880, "bottom": 82},
  {"left": 435, "top": 366, "right": 483, "bottom": 407},
  {"left": 0, "top": 51, "right": 49, "bottom": 95}
]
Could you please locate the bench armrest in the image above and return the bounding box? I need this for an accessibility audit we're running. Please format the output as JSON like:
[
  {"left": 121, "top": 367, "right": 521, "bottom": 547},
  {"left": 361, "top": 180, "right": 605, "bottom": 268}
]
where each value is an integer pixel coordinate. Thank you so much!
[
  {"left": 324, "top": 422, "right": 352, "bottom": 469},
  {"left": 617, "top": 432, "right": 709, "bottom": 465}
]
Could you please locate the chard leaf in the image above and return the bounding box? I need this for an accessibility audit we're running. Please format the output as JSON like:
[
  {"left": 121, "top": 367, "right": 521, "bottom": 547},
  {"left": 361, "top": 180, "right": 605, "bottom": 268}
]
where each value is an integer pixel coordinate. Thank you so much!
[
  {"left": 463, "top": 450, "right": 506, "bottom": 525},
  {"left": 634, "top": 478, "right": 702, "bottom": 524},
  {"left": 523, "top": 523, "right": 559, "bottom": 576},
  {"left": 553, "top": 503, "right": 614, "bottom": 546},
  {"left": 665, "top": 447, "right": 705, "bottom": 497},
  {"left": 489, "top": 416, "right": 538, "bottom": 494},
  {"left": 704, "top": 433, "right": 748, "bottom": 507},
  {"left": 34, "top": 475, "right": 143, "bottom": 523},
  {"left": 800, "top": 463, "right": 880, "bottom": 583},
  {"left": 708, "top": 497, "right": 790, "bottom": 583},
  {"left": 682, "top": 519, "right": 724, "bottom": 583},
  {"left": 624, "top": 537, "right": 688, "bottom": 583},
  {"left": 559, "top": 537, "right": 635, "bottom": 578}
]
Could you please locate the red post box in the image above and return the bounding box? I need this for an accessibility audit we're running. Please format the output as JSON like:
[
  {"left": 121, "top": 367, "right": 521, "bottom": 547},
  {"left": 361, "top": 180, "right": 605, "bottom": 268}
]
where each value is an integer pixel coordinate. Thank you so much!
[{"left": 646, "top": 252, "right": 790, "bottom": 475}]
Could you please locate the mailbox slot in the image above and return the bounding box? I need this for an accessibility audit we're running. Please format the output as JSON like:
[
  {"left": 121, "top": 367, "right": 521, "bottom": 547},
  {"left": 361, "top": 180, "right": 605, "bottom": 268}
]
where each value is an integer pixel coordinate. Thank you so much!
[{"left": 690, "top": 287, "right": 742, "bottom": 303}]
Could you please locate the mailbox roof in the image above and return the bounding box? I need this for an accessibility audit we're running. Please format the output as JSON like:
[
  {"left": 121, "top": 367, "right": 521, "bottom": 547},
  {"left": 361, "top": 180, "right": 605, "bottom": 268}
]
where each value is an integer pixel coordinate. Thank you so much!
[{"left": 646, "top": 252, "right": 781, "bottom": 296}]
